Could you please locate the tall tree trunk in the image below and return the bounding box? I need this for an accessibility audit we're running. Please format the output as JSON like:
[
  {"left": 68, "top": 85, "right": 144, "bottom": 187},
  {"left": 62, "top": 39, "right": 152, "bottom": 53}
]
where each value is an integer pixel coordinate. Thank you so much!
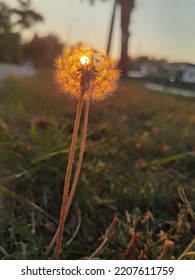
[
  {"left": 118, "top": 0, "right": 135, "bottom": 77},
  {"left": 107, "top": 0, "right": 118, "bottom": 55}
]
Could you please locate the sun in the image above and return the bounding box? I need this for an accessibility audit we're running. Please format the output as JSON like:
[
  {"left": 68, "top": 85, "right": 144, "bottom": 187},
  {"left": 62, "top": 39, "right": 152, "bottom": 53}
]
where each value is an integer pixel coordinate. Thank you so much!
[{"left": 80, "top": 55, "right": 90, "bottom": 65}]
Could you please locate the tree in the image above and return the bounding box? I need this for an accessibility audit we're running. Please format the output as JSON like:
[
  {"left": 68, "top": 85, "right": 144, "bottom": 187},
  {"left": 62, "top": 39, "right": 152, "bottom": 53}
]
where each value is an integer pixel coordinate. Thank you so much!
[
  {"left": 12, "top": 0, "right": 43, "bottom": 30},
  {"left": 0, "top": 2, "right": 21, "bottom": 63},
  {"left": 0, "top": 0, "right": 43, "bottom": 64},
  {"left": 106, "top": 0, "right": 118, "bottom": 54},
  {"left": 87, "top": 0, "right": 136, "bottom": 77},
  {"left": 23, "top": 34, "right": 64, "bottom": 69},
  {"left": 118, "top": 0, "right": 135, "bottom": 77}
]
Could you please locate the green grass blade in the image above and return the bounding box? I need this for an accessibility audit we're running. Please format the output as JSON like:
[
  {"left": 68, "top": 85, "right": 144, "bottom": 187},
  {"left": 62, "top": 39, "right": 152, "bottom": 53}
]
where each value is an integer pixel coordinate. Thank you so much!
[
  {"left": 30, "top": 148, "right": 71, "bottom": 164},
  {"left": 178, "top": 239, "right": 195, "bottom": 260},
  {"left": 178, "top": 252, "right": 195, "bottom": 259},
  {"left": 178, "top": 188, "right": 195, "bottom": 220},
  {"left": 0, "top": 185, "right": 58, "bottom": 224},
  {"left": 0, "top": 148, "right": 71, "bottom": 183},
  {"left": 0, "top": 167, "right": 38, "bottom": 184},
  {"left": 144, "top": 151, "right": 195, "bottom": 168}
]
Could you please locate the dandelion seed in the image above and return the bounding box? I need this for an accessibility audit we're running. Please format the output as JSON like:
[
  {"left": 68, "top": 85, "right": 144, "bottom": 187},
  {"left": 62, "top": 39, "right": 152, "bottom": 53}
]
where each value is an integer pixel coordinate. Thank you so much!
[{"left": 54, "top": 46, "right": 120, "bottom": 102}]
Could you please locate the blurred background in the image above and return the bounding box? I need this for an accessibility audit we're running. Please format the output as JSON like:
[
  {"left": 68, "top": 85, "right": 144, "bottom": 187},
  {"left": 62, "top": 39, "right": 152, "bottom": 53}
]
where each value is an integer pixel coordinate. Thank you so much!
[
  {"left": 1, "top": 0, "right": 195, "bottom": 81},
  {"left": 0, "top": 0, "right": 195, "bottom": 260}
]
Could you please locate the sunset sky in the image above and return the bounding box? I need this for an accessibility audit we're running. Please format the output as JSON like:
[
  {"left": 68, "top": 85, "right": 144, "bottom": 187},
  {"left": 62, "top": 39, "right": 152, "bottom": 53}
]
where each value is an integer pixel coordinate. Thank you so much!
[{"left": 8, "top": 0, "right": 195, "bottom": 63}]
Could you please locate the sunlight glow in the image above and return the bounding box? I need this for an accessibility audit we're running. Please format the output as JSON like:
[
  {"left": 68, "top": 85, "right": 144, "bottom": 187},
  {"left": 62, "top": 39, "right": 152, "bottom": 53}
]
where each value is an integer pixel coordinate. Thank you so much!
[{"left": 80, "top": 56, "right": 90, "bottom": 65}]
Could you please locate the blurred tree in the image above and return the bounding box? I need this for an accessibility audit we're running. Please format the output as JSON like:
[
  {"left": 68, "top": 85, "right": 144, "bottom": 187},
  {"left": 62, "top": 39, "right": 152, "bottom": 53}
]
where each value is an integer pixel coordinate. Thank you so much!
[
  {"left": 86, "top": 0, "right": 135, "bottom": 77},
  {"left": 12, "top": 0, "right": 43, "bottom": 30},
  {"left": 0, "top": 0, "right": 43, "bottom": 64},
  {"left": 23, "top": 34, "right": 64, "bottom": 69},
  {"left": 0, "top": 2, "right": 11, "bottom": 33},
  {"left": 0, "top": 2, "right": 21, "bottom": 63},
  {"left": 118, "top": 0, "right": 135, "bottom": 77},
  {"left": 107, "top": 0, "right": 118, "bottom": 54}
]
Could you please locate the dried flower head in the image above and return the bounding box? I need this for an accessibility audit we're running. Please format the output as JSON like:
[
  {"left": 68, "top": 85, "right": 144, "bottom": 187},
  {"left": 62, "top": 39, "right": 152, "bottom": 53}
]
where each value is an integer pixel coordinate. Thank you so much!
[{"left": 54, "top": 46, "right": 120, "bottom": 102}]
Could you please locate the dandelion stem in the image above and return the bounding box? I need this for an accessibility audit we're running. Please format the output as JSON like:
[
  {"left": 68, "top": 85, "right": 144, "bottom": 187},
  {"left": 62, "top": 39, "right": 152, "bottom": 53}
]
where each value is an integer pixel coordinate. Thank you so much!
[
  {"left": 54, "top": 93, "right": 83, "bottom": 260},
  {"left": 65, "top": 98, "right": 90, "bottom": 218},
  {"left": 46, "top": 230, "right": 57, "bottom": 256},
  {"left": 46, "top": 97, "right": 90, "bottom": 257}
]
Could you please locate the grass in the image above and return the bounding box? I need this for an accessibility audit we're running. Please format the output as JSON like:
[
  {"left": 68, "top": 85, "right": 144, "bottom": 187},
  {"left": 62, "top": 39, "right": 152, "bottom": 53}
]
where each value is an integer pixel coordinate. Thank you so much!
[{"left": 0, "top": 73, "right": 195, "bottom": 259}]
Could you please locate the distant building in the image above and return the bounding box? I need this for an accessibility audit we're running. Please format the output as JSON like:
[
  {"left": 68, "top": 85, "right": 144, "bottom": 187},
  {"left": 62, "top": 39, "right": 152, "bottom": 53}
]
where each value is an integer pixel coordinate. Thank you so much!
[
  {"left": 128, "top": 60, "right": 195, "bottom": 84},
  {"left": 181, "top": 64, "right": 195, "bottom": 83}
]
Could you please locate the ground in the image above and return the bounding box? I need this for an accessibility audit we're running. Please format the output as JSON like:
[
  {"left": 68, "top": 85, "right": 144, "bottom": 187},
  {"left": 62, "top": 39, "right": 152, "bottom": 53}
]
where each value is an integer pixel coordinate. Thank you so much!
[{"left": 0, "top": 73, "right": 195, "bottom": 259}]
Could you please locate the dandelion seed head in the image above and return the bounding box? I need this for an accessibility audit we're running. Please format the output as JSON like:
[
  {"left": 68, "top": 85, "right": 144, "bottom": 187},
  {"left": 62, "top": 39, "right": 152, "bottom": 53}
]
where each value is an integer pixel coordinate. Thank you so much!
[{"left": 54, "top": 46, "right": 120, "bottom": 102}]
